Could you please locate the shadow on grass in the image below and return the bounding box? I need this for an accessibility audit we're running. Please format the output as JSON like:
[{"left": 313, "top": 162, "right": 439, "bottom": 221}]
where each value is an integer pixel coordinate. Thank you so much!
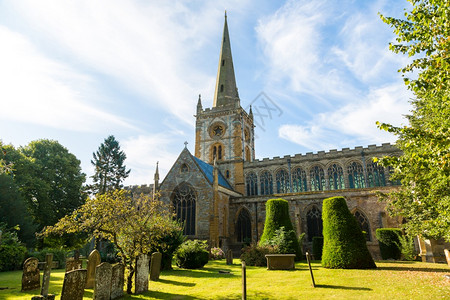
[
  {"left": 164, "top": 267, "right": 237, "bottom": 279},
  {"left": 134, "top": 290, "right": 200, "bottom": 299},
  {"left": 316, "top": 284, "right": 372, "bottom": 291},
  {"left": 158, "top": 278, "right": 196, "bottom": 287},
  {"left": 377, "top": 266, "right": 448, "bottom": 273}
]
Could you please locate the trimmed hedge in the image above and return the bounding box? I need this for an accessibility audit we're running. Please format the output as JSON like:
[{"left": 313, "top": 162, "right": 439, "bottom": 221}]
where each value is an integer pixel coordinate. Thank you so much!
[
  {"left": 376, "top": 228, "right": 402, "bottom": 260},
  {"left": 321, "top": 196, "right": 376, "bottom": 269},
  {"left": 259, "top": 199, "right": 301, "bottom": 258},
  {"left": 174, "top": 240, "right": 209, "bottom": 269},
  {"left": 312, "top": 237, "right": 324, "bottom": 260}
]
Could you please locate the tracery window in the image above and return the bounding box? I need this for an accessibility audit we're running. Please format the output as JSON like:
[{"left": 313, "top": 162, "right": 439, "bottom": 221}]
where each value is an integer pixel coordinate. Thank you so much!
[
  {"left": 348, "top": 162, "right": 365, "bottom": 189},
  {"left": 306, "top": 206, "right": 323, "bottom": 242},
  {"left": 328, "top": 163, "right": 345, "bottom": 190},
  {"left": 367, "top": 162, "right": 386, "bottom": 187},
  {"left": 310, "top": 166, "right": 325, "bottom": 191},
  {"left": 292, "top": 167, "right": 307, "bottom": 192},
  {"left": 276, "top": 169, "right": 290, "bottom": 193},
  {"left": 353, "top": 210, "right": 371, "bottom": 241},
  {"left": 246, "top": 172, "right": 258, "bottom": 196},
  {"left": 171, "top": 183, "right": 196, "bottom": 235},
  {"left": 236, "top": 208, "right": 252, "bottom": 243},
  {"left": 260, "top": 171, "right": 273, "bottom": 195}
]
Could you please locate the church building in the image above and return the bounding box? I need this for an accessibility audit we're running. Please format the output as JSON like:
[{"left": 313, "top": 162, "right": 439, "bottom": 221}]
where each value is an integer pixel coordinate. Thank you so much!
[{"left": 154, "top": 14, "right": 402, "bottom": 258}]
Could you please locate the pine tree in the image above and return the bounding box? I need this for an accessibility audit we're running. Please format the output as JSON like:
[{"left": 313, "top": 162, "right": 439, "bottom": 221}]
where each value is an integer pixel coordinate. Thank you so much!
[{"left": 91, "top": 135, "right": 130, "bottom": 195}]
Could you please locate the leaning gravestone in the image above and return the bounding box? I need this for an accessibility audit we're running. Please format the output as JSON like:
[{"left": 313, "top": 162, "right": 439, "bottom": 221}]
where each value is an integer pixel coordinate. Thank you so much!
[
  {"left": 135, "top": 254, "right": 149, "bottom": 294},
  {"left": 150, "top": 252, "right": 162, "bottom": 281},
  {"left": 110, "top": 263, "right": 125, "bottom": 300},
  {"left": 86, "top": 249, "right": 101, "bottom": 289},
  {"left": 226, "top": 249, "right": 233, "bottom": 265},
  {"left": 65, "top": 257, "right": 82, "bottom": 272},
  {"left": 94, "top": 262, "right": 112, "bottom": 300},
  {"left": 60, "top": 269, "right": 87, "bottom": 300},
  {"left": 22, "top": 257, "right": 40, "bottom": 291}
]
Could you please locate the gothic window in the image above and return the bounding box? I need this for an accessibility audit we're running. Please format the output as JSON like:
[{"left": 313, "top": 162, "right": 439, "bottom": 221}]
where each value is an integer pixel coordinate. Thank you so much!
[
  {"left": 292, "top": 167, "right": 307, "bottom": 192},
  {"left": 246, "top": 172, "right": 258, "bottom": 196},
  {"left": 260, "top": 171, "right": 273, "bottom": 195},
  {"left": 220, "top": 84, "right": 224, "bottom": 92},
  {"left": 367, "top": 162, "right": 386, "bottom": 187},
  {"left": 276, "top": 169, "right": 290, "bottom": 193},
  {"left": 171, "top": 183, "right": 196, "bottom": 236},
  {"left": 218, "top": 145, "right": 222, "bottom": 160},
  {"left": 236, "top": 208, "right": 252, "bottom": 243},
  {"left": 245, "top": 146, "right": 251, "bottom": 161},
  {"left": 211, "top": 144, "right": 224, "bottom": 162},
  {"left": 348, "top": 162, "right": 366, "bottom": 189},
  {"left": 226, "top": 170, "right": 230, "bottom": 178},
  {"left": 180, "top": 163, "right": 189, "bottom": 173},
  {"left": 353, "top": 210, "right": 371, "bottom": 241},
  {"left": 328, "top": 163, "right": 345, "bottom": 190},
  {"left": 306, "top": 206, "right": 323, "bottom": 242},
  {"left": 310, "top": 166, "right": 325, "bottom": 191}
]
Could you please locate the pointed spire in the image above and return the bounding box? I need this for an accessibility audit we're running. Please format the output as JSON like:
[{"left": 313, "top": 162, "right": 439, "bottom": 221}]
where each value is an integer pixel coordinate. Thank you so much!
[
  {"left": 153, "top": 161, "right": 160, "bottom": 197},
  {"left": 197, "top": 94, "right": 203, "bottom": 114},
  {"left": 213, "top": 12, "right": 239, "bottom": 108},
  {"left": 249, "top": 105, "right": 253, "bottom": 118}
]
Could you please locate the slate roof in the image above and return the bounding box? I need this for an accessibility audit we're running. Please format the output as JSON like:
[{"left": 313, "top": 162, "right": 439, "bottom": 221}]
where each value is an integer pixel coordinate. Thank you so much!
[{"left": 192, "top": 156, "right": 233, "bottom": 190}]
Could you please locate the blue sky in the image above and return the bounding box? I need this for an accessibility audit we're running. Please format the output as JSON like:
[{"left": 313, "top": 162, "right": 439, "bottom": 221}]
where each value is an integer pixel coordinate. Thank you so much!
[{"left": 0, "top": 0, "right": 412, "bottom": 185}]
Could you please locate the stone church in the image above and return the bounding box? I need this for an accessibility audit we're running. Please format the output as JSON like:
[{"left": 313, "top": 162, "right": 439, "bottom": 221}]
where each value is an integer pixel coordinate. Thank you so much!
[{"left": 146, "top": 15, "right": 403, "bottom": 258}]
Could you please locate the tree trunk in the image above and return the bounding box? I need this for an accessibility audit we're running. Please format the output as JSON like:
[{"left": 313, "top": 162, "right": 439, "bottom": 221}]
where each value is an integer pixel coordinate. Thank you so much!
[{"left": 127, "top": 266, "right": 134, "bottom": 294}]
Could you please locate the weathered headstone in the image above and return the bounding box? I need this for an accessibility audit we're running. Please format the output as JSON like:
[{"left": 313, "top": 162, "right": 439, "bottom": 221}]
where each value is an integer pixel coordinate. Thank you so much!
[
  {"left": 60, "top": 269, "right": 87, "bottom": 300},
  {"left": 226, "top": 249, "right": 233, "bottom": 265},
  {"left": 150, "top": 252, "right": 162, "bottom": 281},
  {"left": 444, "top": 249, "right": 450, "bottom": 267},
  {"left": 86, "top": 249, "right": 101, "bottom": 289},
  {"left": 94, "top": 262, "right": 112, "bottom": 300},
  {"left": 40, "top": 253, "right": 53, "bottom": 297},
  {"left": 135, "top": 254, "right": 149, "bottom": 294},
  {"left": 65, "top": 257, "right": 83, "bottom": 272},
  {"left": 110, "top": 263, "right": 125, "bottom": 300},
  {"left": 22, "top": 257, "right": 40, "bottom": 291}
]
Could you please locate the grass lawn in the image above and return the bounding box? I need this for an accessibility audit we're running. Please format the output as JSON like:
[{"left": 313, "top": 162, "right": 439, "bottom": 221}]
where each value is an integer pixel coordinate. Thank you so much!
[{"left": 0, "top": 260, "right": 449, "bottom": 299}]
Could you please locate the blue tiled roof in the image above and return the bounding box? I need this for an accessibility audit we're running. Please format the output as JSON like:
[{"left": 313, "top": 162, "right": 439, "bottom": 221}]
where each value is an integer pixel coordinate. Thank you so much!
[{"left": 192, "top": 156, "right": 233, "bottom": 190}]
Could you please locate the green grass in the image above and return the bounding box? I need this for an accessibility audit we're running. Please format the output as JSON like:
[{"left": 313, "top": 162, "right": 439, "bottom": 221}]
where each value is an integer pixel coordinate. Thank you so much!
[{"left": 0, "top": 260, "right": 449, "bottom": 299}]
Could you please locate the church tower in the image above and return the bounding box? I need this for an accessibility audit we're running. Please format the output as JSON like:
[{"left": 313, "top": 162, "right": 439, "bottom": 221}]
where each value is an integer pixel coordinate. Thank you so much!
[{"left": 195, "top": 13, "right": 255, "bottom": 194}]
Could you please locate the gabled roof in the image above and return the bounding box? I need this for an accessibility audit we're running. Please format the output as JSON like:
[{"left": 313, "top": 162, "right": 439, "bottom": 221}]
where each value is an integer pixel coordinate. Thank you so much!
[{"left": 192, "top": 156, "right": 233, "bottom": 190}]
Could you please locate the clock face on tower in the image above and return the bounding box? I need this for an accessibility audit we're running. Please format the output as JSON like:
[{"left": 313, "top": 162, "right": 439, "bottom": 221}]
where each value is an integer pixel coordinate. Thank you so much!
[{"left": 209, "top": 123, "right": 225, "bottom": 138}]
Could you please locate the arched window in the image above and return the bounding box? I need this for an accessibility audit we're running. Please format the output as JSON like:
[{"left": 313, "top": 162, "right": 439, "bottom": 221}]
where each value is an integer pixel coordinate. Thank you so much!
[
  {"left": 180, "top": 163, "right": 189, "bottom": 173},
  {"left": 353, "top": 210, "right": 371, "bottom": 241},
  {"left": 246, "top": 172, "right": 258, "bottom": 196},
  {"left": 218, "top": 145, "right": 222, "bottom": 160},
  {"left": 292, "top": 167, "right": 307, "bottom": 192},
  {"left": 236, "top": 208, "right": 252, "bottom": 243},
  {"left": 171, "top": 183, "right": 196, "bottom": 235},
  {"left": 260, "top": 171, "right": 273, "bottom": 195},
  {"left": 348, "top": 162, "right": 365, "bottom": 189},
  {"left": 306, "top": 206, "right": 323, "bottom": 242},
  {"left": 211, "top": 144, "right": 224, "bottom": 162},
  {"left": 276, "top": 169, "right": 290, "bottom": 193},
  {"left": 310, "top": 166, "right": 325, "bottom": 191},
  {"left": 367, "top": 162, "right": 385, "bottom": 187},
  {"left": 328, "top": 163, "right": 345, "bottom": 190}
]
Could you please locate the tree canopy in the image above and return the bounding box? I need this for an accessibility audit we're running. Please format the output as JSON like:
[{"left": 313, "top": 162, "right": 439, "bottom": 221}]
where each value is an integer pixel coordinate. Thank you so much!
[
  {"left": 90, "top": 135, "right": 130, "bottom": 195},
  {"left": 378, "top": 0, "right": 450, "bottom": 241}
]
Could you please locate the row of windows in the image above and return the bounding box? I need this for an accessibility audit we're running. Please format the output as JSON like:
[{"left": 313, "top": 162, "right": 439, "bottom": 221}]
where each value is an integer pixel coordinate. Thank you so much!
[{"left": 246, "top": 161, "right": 387, "bottom": 196}]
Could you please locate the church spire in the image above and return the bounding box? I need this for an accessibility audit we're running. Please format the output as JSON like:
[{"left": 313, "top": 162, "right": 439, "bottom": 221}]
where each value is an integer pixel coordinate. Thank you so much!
[
  {"left": 152, "top": 161, "right": 159, "bottom": 197},
  {"left": 213, "top": 12, "right": 239, "bottom": 108}
]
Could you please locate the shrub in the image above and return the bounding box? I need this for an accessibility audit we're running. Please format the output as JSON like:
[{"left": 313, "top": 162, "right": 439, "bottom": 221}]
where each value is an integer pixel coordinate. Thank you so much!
[
  {"left": 210, "top": 247, "right": 225, "bottom": 260},
  {"left": 312, "top": 237, "right": 324, "bottom": 260},
  {"left": 397, "top": 234, "right": 417, "bottom": 261},
  {"left": 151, "top": 220, "right": 185, "bottom": 270},
  {"left": 240, "top": 243, "right": 270, "bottom": 267},
  {"left": 0, "top": 224, "right": 28, "bottom": 271},
  {"left": 174, "top": 240, "right": 209, "bottom": 269},
  {"left": 261, "top": 226, "right": 299, "bottom": 255},
  {"left": 30, "top": 248, "right": 68, "bottom": 269},
  {"left": 259, "top": 199, "right": 301, "bottom": 258},
  {"left": 321, "top": 196, "right": 376, "bottom": 269},
  {"left": 376, "top": 228, "right": 402, "bottom": 260}
]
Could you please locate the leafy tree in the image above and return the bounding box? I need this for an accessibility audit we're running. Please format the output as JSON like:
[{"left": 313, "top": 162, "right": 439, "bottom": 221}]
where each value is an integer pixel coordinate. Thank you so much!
[
  {"left": 377, "top": 0, "right": 450, "bottom": 241},
  {"left": 91, "top": 135, "right": 130, "bottom": 195},
  {"left": 43, "top": 190, "right": 182, "bottom": 294}
]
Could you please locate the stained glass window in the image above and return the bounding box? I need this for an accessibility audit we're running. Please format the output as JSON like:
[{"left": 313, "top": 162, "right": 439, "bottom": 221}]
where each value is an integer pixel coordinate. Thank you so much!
[
  {"left": 276, "top": 169, "right": 290, "bottom": 193},
  {"left": 236, "top": 208, "right": 252, "bottom": 243},
  {"left": 353, "top": 210, "right": 371, "bottom": 241},
  {"left": 348, "top": 162, "right": 365, "bottom": 189},
  {"left": 310, "top": 166, "right": 325, "bottom": 191},
  {"left": 172, "top": 183, "right": 196, "bottom": 235},
  {"left": 328, "top": 163, "right": 345, "bottom": 190},
  {"left": 292, "top": 167, "right": 307, "bottom": 192},
  {"left": 306, "top": 206, "right": 323, "bottom": 242},
  {"left": 246, "top": 172, "right": 258, "bottom": 196},
  {"left": 260, "top": 171, "right": 273, "bottom": 195},
  {"left": 367, "top": 162, "right": 386, "bottom": 187}
]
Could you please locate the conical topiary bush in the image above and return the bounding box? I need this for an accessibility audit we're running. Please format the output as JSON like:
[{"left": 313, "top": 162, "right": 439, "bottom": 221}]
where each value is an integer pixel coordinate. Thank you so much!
[{"left": 321, "top": 196, "right": 376, "bottom": 269}]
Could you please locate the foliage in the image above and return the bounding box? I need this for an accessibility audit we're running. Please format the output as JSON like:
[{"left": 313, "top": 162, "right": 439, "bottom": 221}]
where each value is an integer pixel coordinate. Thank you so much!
[
  {"left": 210, "top": 247, "right": 225, "bottom": 260},
  {"left": 0, "top": 223, "right": 28, "bottom": 271},
  {"left": 377, "top": 0, "right": 450, "bottom": 242},
  {"left": 259, "top": 199, "right": 301, "bottom": 258},
  {"left": 29, "top": 248, "right": 68, "bottom": 269},
  {"left": 174, "top": 240, "right": 209, "bottom": 269},
  {"left": 0, "top": 141, "right": 13, "bottom": 175},
  {"left": 90, "top": 135, "right": 130, "bottom": 195},
  {"left": 397, "top": 234, "right": 417, "bottom": 261},
  {"left": 42, "top": 190, "right": 179, "bottom": 294},
  {"left": 312, "top": 236, "right": 324, "bottom": 260},
  {"left": 150, "top": 220, "right": 185, "bottom": 270},
  {"left": 321, "top": 196, "right": 376, "bottom": 269},
  {"left": 376, "top": 228, "right": 402, "bottom": 260},
  {"left": 261, "top": 226, "right": 300, "bottom": 256},
  {"left": 240, "top": 243, "right": 270, "bottom": 267}
]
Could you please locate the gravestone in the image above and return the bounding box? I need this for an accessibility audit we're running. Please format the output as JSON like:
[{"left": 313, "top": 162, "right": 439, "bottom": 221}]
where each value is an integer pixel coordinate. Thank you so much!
[
  {"left": 135, "top": 254, "right": 149, "bottom": 294},
  {"left": 110, "top": 263, "right": 125, "bottom": 300},
  {"left": 150, "top": 252, "right": 162, "bottom": 281},
  {"left": 60, "top": 269, "right": 87, "bottom": 300},
  {"left": 444, "top": 249, "right": 450, "bottom": 267},
  {"left": 22, "top": 257, "right": 40, "bottom": 291},
  {"left": 40, "top": 253, "right": 53, "bottom": 297},
  {"left": 86, "top": 249, "right": 101, "bottom": 289},
  {"left": 65, "top": 257, "right": 82, "bottom": 272},
  {"left": 226, "top": 249, "right": 233, "bottom": 265},
  {"left": 94, "top": 262, "right": 112, "bottom": 300}
]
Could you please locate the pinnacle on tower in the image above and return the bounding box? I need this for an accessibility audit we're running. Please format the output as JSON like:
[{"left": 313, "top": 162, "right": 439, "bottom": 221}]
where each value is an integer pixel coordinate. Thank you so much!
[{"left": 213, "top": 12, "right": 240, "bottom": 108}]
